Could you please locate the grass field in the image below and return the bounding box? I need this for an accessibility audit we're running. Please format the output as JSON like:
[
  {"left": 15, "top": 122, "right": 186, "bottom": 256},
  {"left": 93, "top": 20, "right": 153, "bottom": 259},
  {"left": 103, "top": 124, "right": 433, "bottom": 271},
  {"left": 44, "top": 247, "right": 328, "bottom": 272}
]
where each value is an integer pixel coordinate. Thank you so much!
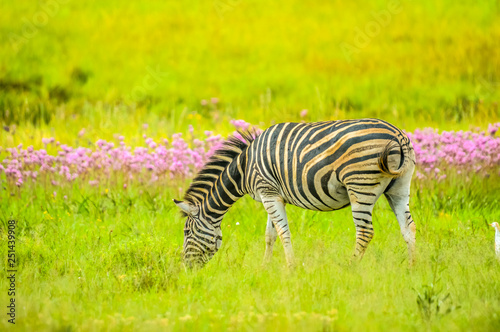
[
  {"left": 1, "top": 0, "right": 500, "bottom": 144},
  {"left": 1, "top": 0, "right": 500, "bottom": 331},
  {"left": 1, "top": 179, "right": 500, "bottom": 331}
]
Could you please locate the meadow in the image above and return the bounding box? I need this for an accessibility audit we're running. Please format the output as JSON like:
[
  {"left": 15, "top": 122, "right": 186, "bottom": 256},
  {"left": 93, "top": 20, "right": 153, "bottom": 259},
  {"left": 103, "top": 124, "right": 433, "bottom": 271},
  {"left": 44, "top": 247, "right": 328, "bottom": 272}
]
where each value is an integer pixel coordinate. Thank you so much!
[{"left": 1, "top": 0, "right": 500, "bottom": 331}]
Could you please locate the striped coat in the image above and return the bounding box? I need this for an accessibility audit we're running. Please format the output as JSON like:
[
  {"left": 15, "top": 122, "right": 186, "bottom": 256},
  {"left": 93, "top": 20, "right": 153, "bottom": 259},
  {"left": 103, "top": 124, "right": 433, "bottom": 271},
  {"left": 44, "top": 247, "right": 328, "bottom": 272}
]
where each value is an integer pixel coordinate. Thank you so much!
[{"left": 175, "top": 119, "right": 416, "bottom": 268}]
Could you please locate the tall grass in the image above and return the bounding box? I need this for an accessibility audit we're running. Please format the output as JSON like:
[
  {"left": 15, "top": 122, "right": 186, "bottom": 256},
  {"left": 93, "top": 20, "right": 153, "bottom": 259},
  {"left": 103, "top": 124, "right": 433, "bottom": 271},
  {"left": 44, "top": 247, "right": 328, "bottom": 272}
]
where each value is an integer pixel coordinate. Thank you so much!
[
  {"left": 0, "top": 178, "right": 499, "bottom": 331},
  {"left": 1, "top": 0, "right": 499, "bottom": 145}
]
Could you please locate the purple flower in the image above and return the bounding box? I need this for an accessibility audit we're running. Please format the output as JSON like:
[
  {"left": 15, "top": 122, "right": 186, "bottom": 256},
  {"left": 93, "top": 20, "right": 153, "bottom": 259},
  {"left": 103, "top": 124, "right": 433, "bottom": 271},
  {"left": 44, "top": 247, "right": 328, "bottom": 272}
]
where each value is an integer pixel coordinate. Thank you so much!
[
  {"left": 1, "top": 122, "right": 499, "bottom": 190},
  {"left": 488, "top": 123, "right": 498, "bottom": 136},
  {"left": 230, "top": 119, "right": 251, "bottom": 131}
]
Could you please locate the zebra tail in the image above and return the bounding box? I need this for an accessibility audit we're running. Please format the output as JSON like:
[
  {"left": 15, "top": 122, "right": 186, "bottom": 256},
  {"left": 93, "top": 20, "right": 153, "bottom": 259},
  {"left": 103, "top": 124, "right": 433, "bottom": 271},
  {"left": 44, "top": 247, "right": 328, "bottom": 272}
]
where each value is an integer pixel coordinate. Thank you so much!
[{"left": 378, "top": 137, "right": 412, "bottom": 178}]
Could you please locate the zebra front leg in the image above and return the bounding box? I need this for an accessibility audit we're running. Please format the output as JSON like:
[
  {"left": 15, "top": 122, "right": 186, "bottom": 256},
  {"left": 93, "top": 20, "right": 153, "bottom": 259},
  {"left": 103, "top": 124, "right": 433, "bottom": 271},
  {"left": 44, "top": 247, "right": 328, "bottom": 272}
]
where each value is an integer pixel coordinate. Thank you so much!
[
  {"left": 350, "top": 201, "right": 376, "bottom": 261},
  {"left": 263, "top": 215, "right": 278, "bottom": 264},
  {"left": 385, "top": 193, "right": 416, "bottom": 265},
  {"left": 262, "top": 197, "right": 295, "bottom": 268}
]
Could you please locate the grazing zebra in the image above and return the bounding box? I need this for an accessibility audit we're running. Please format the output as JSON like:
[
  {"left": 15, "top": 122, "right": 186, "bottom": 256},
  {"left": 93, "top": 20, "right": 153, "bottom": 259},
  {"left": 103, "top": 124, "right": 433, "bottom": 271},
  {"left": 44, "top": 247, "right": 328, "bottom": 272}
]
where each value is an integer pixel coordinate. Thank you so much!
[{"left": 175, "top": 119, "right": 416, "bottom": 268}]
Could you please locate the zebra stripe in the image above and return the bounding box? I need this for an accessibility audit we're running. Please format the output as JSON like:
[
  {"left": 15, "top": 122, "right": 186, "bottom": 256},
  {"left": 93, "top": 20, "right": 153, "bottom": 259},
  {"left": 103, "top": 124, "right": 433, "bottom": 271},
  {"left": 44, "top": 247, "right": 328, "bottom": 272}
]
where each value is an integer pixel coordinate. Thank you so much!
[{"left": 175, "top": 118, "right": 416, "bottom": 268}]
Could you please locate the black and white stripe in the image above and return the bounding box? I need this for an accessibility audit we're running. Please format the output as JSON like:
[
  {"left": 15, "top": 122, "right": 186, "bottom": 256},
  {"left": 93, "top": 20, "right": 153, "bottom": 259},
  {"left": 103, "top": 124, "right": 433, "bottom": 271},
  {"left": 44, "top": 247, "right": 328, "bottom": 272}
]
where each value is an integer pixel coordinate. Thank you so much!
[{"left": 175, "top": 118, "right": 416, "bottom": 268}]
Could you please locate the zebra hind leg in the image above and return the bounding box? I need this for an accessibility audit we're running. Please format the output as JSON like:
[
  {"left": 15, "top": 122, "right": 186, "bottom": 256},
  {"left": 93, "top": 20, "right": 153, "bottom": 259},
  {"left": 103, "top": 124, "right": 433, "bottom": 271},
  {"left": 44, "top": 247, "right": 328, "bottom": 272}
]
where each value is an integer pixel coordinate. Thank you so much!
[
  {"left": 385, "top": 193, "right": 416, "bottom": 265},
  {"left": 350, "top": 200, "right": 377, "bottom": 261},
  {"left": 261, "top": 197, "right": 295, "bottom": 268},
  {"left": 263, "top": 215, "right": 278, "bottom": 264}
]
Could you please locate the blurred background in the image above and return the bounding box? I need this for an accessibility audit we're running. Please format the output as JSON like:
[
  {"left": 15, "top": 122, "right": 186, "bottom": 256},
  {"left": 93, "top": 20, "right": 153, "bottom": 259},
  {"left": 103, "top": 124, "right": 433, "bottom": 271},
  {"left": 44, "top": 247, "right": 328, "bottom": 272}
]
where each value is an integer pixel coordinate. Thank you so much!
[{"left": 1, "top": 0, "right": 499, "bottom": 144}]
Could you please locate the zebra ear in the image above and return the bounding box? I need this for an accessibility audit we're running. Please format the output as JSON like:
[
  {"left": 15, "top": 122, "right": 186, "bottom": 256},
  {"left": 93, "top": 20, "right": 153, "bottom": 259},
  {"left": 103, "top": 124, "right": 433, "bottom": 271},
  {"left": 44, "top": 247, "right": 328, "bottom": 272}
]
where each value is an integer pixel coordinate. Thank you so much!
[{"left": 173, "top": 199, "right": 198, "bottom": 216}]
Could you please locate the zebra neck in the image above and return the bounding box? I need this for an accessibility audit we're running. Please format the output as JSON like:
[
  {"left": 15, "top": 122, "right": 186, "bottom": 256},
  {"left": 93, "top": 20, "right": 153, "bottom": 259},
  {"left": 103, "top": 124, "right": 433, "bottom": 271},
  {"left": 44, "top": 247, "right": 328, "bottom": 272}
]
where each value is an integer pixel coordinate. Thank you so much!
[{"left": 200, "top": 155, "right": 248, "bottom": 222}]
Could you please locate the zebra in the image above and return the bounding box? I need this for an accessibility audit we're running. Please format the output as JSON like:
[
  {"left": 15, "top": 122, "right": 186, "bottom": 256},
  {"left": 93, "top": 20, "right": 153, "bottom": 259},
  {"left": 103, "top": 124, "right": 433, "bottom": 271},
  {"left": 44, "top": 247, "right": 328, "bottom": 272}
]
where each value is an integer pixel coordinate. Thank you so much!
[{"left": 174, "top": 118, "right": 416, "bottom": 268}]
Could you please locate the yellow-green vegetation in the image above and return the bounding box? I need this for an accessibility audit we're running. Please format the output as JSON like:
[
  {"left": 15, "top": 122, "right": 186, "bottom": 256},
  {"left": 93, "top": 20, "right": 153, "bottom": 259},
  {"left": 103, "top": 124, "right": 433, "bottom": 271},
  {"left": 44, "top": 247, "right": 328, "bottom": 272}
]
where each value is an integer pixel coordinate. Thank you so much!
[
  {"left": 1, "top": 181, "right": 499, "bottom": 331},
  {"left": 1, "top": 0, "right": 500, "bottom": 331},
  {"left": 1, "top": 0, "right": 499, "bottom": 145}
]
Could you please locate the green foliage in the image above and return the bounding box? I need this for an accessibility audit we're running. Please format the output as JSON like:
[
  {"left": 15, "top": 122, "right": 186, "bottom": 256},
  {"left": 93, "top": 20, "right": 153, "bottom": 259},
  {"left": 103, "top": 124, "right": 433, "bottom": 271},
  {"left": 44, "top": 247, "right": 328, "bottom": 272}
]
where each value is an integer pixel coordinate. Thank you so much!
[
  {"left": 1, "top": 0, "right": 500, "bottom": 147},
  {"left": 1, "top": 179, "right": 499, "bottom": 331},
  {"left": 415, "top": 256, "right": 460, "bottom": 323},
  {"left": 416, "top": 284, "right": 457, "bottom": 323}
]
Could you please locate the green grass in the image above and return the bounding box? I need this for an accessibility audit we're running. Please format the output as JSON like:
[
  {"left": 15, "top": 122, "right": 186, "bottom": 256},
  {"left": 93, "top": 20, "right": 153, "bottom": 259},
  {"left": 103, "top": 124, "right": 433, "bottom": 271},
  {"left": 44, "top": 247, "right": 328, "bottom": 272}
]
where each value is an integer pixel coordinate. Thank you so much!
[
  {"left": 1, "top": 178, "right": 499, "bottom": 331},
  {"left": 1, "top": 0, "right": 500, "bottom": 147}
]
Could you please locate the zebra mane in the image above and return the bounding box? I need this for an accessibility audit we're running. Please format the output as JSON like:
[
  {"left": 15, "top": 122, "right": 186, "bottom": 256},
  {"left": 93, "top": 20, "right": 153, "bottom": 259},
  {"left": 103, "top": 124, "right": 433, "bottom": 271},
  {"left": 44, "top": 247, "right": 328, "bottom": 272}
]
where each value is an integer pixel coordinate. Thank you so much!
[{"left": 182, "top": 130, "right": 257, "bottom": 207}]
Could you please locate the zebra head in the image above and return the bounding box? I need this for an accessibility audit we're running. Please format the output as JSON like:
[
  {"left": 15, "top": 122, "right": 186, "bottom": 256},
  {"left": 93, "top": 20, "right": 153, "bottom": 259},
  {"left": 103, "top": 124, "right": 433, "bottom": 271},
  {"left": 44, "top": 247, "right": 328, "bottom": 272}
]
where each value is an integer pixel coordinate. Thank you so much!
[{"left": 174, "top": 199, "right": 222, "bottom": 268}]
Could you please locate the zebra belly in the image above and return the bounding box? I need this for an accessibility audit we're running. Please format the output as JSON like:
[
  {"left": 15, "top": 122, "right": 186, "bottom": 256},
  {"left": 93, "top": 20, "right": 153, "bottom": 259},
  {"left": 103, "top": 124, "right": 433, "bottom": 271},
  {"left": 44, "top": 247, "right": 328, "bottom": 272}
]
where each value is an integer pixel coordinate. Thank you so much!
[{"left": 280, "top": 177, "right": 351, "bottom": 212}]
